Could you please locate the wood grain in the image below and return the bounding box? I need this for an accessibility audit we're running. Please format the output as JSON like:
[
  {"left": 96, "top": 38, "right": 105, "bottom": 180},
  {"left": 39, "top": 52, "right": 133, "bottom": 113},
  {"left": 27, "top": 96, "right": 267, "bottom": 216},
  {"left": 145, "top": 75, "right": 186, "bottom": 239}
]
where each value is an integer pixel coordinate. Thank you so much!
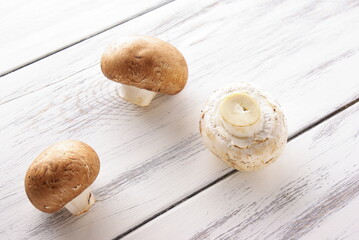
[
  {"left": 0, "top": 0, "right": 359, "bottom": 239},
  {"left": 0, "top": 0, "right": 171, "bottom": 75},
  {"left": 124, "top": 102, "right": 359, "bottom": 240}
]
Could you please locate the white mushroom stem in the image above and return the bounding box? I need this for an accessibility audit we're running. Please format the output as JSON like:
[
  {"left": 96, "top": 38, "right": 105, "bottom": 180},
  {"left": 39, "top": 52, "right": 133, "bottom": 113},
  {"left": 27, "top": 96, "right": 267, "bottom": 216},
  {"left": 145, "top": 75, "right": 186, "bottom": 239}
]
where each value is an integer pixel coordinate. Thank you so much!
[
  {"left": 118, "top": 84, "right": 157, "bottom": 107},
  {"left": 219, "top": 92, "right": 264, "bottom": 137},
  {"left": 64, "top": 187, "right": 95, "bottom": 215}
]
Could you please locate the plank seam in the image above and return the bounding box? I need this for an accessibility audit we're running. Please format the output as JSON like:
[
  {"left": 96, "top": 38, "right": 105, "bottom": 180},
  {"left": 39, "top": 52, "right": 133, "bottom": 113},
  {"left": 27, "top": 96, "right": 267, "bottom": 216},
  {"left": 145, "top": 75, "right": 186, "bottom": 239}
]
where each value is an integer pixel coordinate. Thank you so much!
[{"left": 0, "top": 0, "right": 175, "bottom": 78}]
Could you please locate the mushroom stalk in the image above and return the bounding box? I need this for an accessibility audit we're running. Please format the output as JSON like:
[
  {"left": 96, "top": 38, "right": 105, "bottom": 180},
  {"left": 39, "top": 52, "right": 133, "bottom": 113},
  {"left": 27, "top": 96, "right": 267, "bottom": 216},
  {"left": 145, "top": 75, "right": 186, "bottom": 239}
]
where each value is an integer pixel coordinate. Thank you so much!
[
  {"left": 219, "top": 92, "right": 263, "bottom": 137},
  {"left": 64, "top": 187, "right": 95, "bottom": 215},
  {"left": 118, "top": 84, "right": 157, "bottom": 107}
]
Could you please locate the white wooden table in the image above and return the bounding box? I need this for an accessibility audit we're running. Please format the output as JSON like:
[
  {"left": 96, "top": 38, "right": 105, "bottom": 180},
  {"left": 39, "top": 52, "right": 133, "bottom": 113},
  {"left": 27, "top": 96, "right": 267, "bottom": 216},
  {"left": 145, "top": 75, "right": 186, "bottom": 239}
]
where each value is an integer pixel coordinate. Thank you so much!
[{"left": 1, "top": 0, "right": 358, "bottom": 239}]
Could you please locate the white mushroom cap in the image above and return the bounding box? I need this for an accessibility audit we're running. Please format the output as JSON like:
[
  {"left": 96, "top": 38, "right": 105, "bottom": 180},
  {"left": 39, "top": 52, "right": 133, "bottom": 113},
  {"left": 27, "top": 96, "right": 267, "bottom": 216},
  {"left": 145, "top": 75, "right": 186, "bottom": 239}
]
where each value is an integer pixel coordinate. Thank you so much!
[
  {"left": 199, "top": 82, "right": 287, "bottom": 171},
  {"left": 25, "top": 140, "right": 100, "bottom": 214}
]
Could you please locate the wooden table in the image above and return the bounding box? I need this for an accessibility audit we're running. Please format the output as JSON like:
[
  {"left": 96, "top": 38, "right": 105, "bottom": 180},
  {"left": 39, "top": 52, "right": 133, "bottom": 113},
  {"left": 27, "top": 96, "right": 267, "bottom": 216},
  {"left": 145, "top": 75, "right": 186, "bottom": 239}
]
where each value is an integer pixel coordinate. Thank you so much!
[{"left": 1, "top": 0, "right": 358, "bottom": 239}]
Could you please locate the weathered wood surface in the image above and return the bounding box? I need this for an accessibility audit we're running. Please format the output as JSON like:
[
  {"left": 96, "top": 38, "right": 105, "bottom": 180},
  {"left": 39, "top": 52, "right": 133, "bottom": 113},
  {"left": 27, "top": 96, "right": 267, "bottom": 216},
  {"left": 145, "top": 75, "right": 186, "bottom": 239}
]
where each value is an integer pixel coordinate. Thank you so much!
[
  {"left": 0, "top": 0, "right": 171, "bottom": 75},
  {"left": 0, "top": 0, "right": 359, "bottom": 239},
  {"left": 124, "top": 102, "right": 359, "bottom": 240}
]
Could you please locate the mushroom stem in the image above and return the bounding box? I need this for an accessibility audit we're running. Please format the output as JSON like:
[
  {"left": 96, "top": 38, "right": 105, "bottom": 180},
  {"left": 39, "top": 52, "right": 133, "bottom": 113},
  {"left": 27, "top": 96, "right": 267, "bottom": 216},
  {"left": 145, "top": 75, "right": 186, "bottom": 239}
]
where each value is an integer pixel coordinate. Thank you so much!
[
  {"left": 64, "top": 187, "right": 95, "bottom": 215},
  {"left": 219, "top": 93, "right": 263, "bottom": 137},
  {"left": 118, "top": 84, "right": 157, "bottom": 107}
]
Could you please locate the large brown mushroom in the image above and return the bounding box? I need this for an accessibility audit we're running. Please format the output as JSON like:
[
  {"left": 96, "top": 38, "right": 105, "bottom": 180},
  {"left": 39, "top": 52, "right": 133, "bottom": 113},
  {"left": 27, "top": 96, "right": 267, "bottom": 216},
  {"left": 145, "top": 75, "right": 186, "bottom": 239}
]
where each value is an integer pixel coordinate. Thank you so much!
[
  {"left": 25, "top": 140, "right": 100, "bottom": 215},
  {"left": 101, "top": 35, "right": 188, "bottom": 106}
]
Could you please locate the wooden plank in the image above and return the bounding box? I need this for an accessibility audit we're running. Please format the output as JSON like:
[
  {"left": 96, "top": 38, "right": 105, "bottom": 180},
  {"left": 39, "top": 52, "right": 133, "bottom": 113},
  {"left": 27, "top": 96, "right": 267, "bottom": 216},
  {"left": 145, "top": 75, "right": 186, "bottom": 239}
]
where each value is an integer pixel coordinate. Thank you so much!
[
  {"left": 0, "top": 0, "right": 171, "bottom": 75},
  {"left": 2, "top": 0, "right": 359, "bottom": 107},
  {"left": 123, "top": 102, "right": 359, "bottom": 240},
  {"left": 0, "top": 0, "right": 359, "bottom": 239}
]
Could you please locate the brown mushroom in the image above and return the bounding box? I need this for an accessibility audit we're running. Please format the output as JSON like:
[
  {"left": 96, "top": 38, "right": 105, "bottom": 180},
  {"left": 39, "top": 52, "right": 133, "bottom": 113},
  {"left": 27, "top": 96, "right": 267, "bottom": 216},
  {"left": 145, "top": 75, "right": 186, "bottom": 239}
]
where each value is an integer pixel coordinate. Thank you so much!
[
  {"left": 25, "top": 140, "right": 100, "bottom": 215},
  {"left": 101, "top": 35, "right": 188, "bottom": 106}
]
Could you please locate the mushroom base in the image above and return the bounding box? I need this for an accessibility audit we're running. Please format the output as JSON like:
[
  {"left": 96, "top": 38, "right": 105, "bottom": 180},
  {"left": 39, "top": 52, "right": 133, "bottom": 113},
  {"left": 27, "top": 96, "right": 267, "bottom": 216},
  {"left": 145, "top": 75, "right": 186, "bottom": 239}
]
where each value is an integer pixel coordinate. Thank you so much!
[
  {"left": 64, "top": 187, "right": 95, "bottom": 215},
  {"left": 118, "top": 84, "right": 157, "bottom": 107}
]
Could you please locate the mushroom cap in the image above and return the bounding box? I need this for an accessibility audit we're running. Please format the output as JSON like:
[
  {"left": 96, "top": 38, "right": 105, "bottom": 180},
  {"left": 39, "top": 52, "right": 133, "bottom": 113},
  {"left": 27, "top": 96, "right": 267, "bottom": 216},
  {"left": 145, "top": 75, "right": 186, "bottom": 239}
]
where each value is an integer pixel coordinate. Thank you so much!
[
  {"left": 25, "top": 140, "right": 100, "bottom": 213},
  {"left": 101, "top": 35, "right": 188, "bottom": 95},
  {"left": 199, "top": 82, "right": 288, "bottom": 171}
]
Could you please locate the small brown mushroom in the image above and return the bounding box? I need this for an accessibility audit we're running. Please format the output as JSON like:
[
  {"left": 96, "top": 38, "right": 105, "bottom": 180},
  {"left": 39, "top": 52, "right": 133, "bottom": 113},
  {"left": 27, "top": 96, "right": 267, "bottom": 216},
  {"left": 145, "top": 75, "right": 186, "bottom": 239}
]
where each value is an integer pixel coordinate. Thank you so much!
[
  {"left": 101, "top": 35, "right": 188, "bottom": 106},
  {"left": 25, "top": 140, "right": 100, "bottom": 215}
]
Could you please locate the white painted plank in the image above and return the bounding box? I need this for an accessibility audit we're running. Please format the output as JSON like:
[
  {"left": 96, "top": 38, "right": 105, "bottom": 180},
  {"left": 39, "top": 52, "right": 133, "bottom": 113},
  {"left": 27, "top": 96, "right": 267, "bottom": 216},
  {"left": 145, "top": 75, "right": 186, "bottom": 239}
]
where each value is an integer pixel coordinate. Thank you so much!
[
  {"left": 124, "top": 102, "right": 359, "bottom": 240},
  {"left": 0, "top": 0, "right": 359, "bottom": 239},
  {"left": 0, "top": 0, "right": 170, "bottom": 75}
]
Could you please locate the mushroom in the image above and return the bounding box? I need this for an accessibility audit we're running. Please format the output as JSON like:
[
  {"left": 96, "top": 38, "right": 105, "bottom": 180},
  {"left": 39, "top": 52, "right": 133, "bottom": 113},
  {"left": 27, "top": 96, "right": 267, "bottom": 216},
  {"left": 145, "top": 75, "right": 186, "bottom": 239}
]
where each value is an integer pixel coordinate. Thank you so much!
[
  {"left": 25, "top": 140, "right": 100, "bottom": 215},
  {"left": 199, "top": 82, "right": 287, "bottom": 171},
  {"left": 101, "top": 35, "right": 188, "bottom": 106}
]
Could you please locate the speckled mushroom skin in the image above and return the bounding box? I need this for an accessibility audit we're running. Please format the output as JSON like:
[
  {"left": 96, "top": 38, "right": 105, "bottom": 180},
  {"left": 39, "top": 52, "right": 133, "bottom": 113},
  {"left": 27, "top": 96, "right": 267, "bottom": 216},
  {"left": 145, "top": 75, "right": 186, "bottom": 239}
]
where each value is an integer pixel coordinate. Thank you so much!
[
  {"left": 25, "top": 140, "right": 100, "bottom": 213},
  {"left": 101, "top": 35, "right": 188, "bottom": 95},
  {"left": 199, "top": 83, "right": 288, "bottom": 171}
]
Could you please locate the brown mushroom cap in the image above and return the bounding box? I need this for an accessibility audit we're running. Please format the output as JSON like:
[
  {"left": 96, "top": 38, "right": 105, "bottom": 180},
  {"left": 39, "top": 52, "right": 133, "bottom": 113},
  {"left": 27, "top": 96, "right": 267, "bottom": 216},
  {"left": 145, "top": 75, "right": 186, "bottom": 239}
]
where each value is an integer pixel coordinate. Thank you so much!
[
  {"left": 25, "top": 140, "right": 100, "bottom": 213},
  {"left": 101, "top": 35, "right": 188, "bottom": 95}
]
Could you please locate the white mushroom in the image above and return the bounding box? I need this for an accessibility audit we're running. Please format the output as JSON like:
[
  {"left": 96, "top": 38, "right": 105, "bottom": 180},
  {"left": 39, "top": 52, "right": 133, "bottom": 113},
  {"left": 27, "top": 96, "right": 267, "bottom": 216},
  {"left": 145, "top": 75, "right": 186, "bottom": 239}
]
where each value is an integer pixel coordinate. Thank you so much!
[
  {"left": 199, "top": 82, "right": 287, "bottom": 171},
  {"left": 101, "top": 35, "right": 188, "bottom": 107},
  {"left": 25, "top": 140, "right": 100, "bottom": 215}
]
